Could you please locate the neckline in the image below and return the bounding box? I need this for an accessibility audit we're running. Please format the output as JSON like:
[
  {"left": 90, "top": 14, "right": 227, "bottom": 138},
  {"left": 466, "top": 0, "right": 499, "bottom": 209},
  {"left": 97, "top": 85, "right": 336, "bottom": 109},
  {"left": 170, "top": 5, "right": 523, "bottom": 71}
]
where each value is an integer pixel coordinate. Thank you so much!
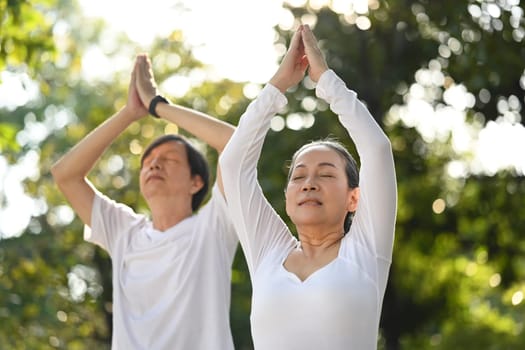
[
  {"left": 147, "top": 214, "right": 195, "bottom": 240},
  {"left": 280, "top": 240, "right": 343, "bottom": 283}
]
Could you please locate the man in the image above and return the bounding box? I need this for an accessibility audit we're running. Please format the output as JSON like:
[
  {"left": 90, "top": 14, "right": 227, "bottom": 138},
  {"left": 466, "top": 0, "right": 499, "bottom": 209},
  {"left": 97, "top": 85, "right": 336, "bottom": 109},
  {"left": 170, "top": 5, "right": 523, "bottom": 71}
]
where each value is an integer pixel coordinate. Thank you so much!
[{"left": 51, "top": 54, "right": 238, "bottom": 349}]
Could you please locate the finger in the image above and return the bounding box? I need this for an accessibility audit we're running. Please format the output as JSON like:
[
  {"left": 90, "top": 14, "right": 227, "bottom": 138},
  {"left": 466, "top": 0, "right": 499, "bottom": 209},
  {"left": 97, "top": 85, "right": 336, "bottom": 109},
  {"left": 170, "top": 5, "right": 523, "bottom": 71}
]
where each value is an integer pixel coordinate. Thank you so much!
[
  {"left": 130, "top": 57, "right": 138, "bottom": 86},
  {"left": 137, "top": 55, "right": 149, "bottom": 84},
  {"left": 301, "top": 24, "right": 318, "bottom": 50},
  {"left": 300, "top": 55, "right": 309, "bottom": 71},
  {"left": 289, "top": 25, "right": 304, "bottom": 52},
  {"left": 143, "top": 55, "right": 154, "bottom": 76}
]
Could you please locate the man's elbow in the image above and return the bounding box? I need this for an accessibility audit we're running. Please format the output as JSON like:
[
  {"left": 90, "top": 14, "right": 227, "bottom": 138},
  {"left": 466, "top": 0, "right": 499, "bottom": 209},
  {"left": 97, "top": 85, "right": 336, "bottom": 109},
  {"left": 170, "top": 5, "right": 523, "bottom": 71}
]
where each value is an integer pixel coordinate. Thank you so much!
[
  {"left": 50, "top": 160, "right": 70, "bottom": 185},
  {"left": 50, "top": 162, "right": 60, "bottom": 180}
]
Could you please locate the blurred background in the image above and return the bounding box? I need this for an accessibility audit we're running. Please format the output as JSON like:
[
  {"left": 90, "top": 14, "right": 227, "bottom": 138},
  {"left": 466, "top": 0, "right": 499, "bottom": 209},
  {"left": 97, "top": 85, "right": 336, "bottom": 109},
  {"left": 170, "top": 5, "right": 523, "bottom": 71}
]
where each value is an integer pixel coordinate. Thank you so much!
[{"left": 1, "top": 0, "right": 524, "bottom": 349}]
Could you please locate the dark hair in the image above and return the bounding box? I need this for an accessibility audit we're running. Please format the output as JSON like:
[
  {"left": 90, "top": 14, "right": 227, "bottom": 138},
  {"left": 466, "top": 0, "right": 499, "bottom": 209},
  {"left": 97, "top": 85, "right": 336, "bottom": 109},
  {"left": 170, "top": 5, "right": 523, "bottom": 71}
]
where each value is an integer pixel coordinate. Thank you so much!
[
  {"left": 141, "top": 134, "right": 210, "bottom": 212},
  {"left": 287, "top": 138, "right": 359, "bottom": 233}
]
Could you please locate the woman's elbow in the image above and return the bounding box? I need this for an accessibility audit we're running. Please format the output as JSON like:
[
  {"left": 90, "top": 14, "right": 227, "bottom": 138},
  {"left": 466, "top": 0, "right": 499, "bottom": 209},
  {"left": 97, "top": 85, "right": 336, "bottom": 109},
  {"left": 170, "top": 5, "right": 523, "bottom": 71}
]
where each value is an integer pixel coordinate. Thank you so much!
[
  {"left": 376, "top": 134, "right": 393, "bottom": 156},
  {"left": 218, "top": 154, "right": 233, "bottom": 175},
  {"left": 218, "top": 142, "right": 236, "bottom": 170}
]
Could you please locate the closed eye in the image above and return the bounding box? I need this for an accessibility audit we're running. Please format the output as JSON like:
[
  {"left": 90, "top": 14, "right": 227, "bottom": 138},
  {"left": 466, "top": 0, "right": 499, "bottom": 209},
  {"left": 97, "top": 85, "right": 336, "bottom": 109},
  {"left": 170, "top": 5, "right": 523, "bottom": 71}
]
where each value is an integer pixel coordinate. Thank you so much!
[{"left": 142, "top": 156, "right": 180, "bottom": 167}]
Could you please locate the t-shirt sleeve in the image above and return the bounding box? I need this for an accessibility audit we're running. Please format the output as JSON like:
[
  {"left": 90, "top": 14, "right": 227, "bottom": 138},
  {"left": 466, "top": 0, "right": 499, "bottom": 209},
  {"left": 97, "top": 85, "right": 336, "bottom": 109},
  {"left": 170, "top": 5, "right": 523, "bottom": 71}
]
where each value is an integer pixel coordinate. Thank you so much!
[
  {"left": 219, "top": 84, "right": 297, "bottom": 276},
  {"left": 316, "top": 70, "right": 397, "bottom": 290},
  {"left": 85, "top": 190, "right": 143, "bottom": 257},
  {"left": 204, "top": 183, "right": 240, "bottom": 260}
]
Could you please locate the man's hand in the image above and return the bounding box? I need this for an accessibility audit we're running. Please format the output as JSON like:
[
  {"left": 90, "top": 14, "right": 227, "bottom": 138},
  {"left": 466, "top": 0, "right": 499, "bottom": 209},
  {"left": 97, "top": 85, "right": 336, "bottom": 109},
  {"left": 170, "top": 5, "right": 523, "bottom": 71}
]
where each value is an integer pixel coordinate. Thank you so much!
[
  {"left": 125, "top": 57, "right": 149, "bottom": 120},
  {"left": 135, "top": 54, "right": 158, "bottom": 108}
]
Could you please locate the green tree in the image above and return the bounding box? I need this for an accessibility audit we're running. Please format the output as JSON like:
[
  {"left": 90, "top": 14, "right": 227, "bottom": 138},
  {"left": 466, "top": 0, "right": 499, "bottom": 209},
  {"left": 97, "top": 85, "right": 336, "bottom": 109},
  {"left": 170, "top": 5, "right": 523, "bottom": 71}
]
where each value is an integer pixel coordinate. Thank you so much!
[
  {"left": 0, "top": 0, "right": 57, "bottom": 74},
  {"left": 1, "top": 0, "right": 58, "bottom": 153},
  {"left": 2, "top": 0, "right": 525, "bottom": 349}
]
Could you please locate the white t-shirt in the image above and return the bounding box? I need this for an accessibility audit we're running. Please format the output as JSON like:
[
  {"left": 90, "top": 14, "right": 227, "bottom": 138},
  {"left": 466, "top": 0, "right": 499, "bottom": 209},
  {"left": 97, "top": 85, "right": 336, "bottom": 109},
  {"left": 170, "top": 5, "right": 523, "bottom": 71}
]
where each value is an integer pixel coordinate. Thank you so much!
[
  {"left": 220, "top": 70, "right": 397, "bottom": 350},
  {"left": 85, "top": 184, "right": 238, "bottom": 350}
]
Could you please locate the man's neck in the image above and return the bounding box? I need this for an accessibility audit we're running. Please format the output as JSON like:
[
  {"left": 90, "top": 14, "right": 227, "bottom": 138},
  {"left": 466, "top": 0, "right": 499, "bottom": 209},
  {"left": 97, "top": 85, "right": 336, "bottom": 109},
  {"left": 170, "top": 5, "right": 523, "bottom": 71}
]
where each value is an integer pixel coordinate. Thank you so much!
[{"left": 148, "top": 197, "right": 193, "bottom": 232}]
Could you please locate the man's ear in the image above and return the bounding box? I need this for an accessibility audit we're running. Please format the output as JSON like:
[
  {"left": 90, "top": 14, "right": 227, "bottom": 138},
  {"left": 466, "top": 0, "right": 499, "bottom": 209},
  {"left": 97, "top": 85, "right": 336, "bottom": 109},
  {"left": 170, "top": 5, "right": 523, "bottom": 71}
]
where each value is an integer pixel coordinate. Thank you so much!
[
  {"left": 190, "top": 175, "right": 204, "bottom": 195},
  {"left": 346, "top": 187, "right": 360, "bottom": 212}
]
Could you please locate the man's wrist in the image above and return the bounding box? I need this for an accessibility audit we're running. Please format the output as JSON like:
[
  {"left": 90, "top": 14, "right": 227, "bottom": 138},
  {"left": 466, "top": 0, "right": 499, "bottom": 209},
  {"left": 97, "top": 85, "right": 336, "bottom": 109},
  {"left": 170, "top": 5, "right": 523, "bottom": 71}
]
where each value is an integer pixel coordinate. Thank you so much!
[{"left": 148, "top": 95, "right": 169, "bottom": 118}]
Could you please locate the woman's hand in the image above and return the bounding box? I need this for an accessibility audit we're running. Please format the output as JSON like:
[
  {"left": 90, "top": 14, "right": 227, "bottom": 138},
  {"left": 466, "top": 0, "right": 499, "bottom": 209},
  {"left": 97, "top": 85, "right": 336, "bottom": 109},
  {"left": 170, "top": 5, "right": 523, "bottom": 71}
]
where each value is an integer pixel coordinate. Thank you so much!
[
  {"left": 269, "top": 25, "right": 309, "bottom": 93},
  {"left": 301, "top": 24, "right": 328, "bottom": 83}
]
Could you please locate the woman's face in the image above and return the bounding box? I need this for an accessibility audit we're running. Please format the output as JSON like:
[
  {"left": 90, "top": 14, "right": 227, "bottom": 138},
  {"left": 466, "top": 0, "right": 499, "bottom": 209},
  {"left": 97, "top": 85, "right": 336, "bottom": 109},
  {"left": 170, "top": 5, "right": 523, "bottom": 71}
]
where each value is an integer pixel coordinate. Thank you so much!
[{"left": 285, "top": 145, "right": 359, "bottom": 232}]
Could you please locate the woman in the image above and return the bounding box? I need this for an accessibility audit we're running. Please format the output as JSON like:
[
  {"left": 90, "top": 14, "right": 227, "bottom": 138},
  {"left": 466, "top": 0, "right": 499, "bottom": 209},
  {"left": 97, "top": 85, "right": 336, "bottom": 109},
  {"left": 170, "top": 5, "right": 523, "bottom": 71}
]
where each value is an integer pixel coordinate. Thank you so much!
[{"left": 219, "top": 25, "right": 397, "bottom": 349}]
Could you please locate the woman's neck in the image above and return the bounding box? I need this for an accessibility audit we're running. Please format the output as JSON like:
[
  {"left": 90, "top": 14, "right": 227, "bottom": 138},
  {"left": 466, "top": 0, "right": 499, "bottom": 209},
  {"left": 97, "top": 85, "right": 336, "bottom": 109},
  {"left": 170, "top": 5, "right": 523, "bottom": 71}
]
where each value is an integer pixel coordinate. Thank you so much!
[{"left": 297, "top": 227, "right": 344, "bottom": 256}]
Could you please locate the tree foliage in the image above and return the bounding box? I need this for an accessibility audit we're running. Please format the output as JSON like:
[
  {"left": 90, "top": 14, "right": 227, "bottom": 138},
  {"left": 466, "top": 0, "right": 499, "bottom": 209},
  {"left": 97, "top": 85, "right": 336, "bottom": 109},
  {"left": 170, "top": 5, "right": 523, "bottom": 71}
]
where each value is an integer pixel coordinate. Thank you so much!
[
  {"left": 1, "top": 0, "right": 524, "bottom": 349},
  {"left": 0, "top": 0, "right": 57, "bottom": 74},
  {"left": 1, "top": 0, "right": 56, "bottom": 153}
]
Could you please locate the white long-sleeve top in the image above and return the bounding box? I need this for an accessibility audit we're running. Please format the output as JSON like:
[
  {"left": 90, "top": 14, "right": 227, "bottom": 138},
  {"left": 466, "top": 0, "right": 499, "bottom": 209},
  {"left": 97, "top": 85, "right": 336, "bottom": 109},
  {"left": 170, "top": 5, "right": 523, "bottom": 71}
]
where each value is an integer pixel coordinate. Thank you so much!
[{"left": 220, "top": 70, "right": 397, "bottom": 350}]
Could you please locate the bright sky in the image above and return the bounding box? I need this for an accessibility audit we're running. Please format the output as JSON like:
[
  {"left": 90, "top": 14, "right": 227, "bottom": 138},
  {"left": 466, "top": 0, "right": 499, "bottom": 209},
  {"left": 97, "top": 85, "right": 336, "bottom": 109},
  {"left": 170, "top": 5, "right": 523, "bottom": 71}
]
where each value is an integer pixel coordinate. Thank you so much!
[
  {"left": 78, "top": 0, "right": 289, "bottom": 83},
  {"left": 1, "top": 0, "right": 524, "bottom": 238},
  {"left": 0, "top": 0, "right": 290, "bottom": 239}
]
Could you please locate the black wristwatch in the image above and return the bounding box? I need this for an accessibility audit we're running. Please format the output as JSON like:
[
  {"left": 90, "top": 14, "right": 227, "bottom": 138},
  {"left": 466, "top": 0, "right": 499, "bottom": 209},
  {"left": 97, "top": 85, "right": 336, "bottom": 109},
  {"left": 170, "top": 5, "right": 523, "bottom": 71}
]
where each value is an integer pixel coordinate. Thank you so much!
[{"left": 148, "top": 95, "right": 169, "bottom": 118}]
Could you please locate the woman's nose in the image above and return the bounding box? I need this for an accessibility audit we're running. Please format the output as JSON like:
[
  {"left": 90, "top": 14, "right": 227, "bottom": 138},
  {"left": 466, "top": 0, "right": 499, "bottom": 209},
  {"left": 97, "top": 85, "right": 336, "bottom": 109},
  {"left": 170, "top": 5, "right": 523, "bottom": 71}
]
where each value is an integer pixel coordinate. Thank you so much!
[{"left": 301, "top": 178, "right": 318, "bottom": 191}]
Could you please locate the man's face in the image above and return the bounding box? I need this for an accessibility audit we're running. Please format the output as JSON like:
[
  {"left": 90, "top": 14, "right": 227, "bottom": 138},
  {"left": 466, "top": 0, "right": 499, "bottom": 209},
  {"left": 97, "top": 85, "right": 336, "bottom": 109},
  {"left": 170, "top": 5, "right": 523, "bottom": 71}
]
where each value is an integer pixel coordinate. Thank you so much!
[{"left": 139, "top": 141, "right": 202, "bottom": 203}]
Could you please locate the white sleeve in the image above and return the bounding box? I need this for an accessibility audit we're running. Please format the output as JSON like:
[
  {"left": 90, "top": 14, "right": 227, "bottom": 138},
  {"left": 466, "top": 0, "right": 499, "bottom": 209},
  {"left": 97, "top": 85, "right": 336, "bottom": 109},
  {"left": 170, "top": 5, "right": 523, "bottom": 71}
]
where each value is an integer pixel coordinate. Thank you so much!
[
  {"left": 205, "top": 183, "right": 239, "bottom": 260},
  {"left": 316, "top": 70, "right": 397, "bottom": 271},
  {"left": 220, "top": 84, "right": 297, "bottom": 276},
  {"left": 86, "top": 190, "right": 144, "bottom": 256}
]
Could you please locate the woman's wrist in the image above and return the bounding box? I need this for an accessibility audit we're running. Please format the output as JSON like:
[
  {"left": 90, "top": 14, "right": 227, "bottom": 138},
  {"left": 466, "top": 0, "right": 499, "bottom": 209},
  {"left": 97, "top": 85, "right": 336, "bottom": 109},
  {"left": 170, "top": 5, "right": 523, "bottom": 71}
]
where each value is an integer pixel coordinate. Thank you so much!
[{"left": 269, "top": 77, "right": 288, "bottom": 94}]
